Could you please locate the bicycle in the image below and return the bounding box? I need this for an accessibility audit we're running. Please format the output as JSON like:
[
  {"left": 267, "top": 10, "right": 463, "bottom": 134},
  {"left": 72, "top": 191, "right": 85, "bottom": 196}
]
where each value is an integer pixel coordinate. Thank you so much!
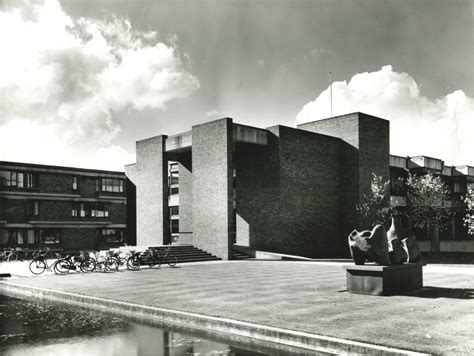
[
  {"left": 156, "top": 244, "right": 177, "bottom": 267},
  {"left": 0, "top": 248, "right": 17, "bottom": 262},
  {"left": 91, "top": 251, "right": 117, "bottom": 272},
  {"left": 108, "top": 250, "right": 134, "bottom": 271},
  {"left": 60, "top": 253, "right": 97, "bottom": 273},
  {"left": 28, "top": 253, "right": 70, "bottom": 275},
  {"left": 126, "top": 251, "right": 141, "bottom": 271}
]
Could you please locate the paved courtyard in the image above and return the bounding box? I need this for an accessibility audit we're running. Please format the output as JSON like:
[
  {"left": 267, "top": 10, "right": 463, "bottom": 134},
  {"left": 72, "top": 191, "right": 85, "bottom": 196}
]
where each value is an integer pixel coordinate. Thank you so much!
[{"left": 1, "top": 260, "right": 473, "bottom": 354}]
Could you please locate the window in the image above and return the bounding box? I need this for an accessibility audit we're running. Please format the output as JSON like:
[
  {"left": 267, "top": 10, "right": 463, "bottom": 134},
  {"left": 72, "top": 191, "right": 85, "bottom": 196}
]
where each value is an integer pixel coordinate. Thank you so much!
[
  {"left": 72, "top": 202, "right": 109, "bottom": 218},
  {"left": 453, "top": 182, "right": 464, "bottom": 193},
  {"left": 17, "top": 173, "right": 24, "bottom": 187},
  {"left": 73, "top": 177, "right": 78, "bottom": 190},
  {"left": 0, "top": 171, "right": 16, "bottom": 187},
  {"left": 171, "top": 219, "right": 179, "bottom": 233},
  {"left": 0, "top": 229, "right": 8, "bottom": 246},
  {"left": 99, "top": 229, "right": 123, "bottom": 244},
  {"left": 98, "top": 178, "right": 123, "bottom": 193},
  {"left": 40, "top": 229, "right": 61, "bottom": 244},
  {"left": 7, "top": 229, "right": 25, "bottom": 245},
  {"left": 28, "top": 201, "right": 39, "bottom": 216},
  {"left": 1, "top": 171, "right": 38, "bottom": 188},
  {"left": 0, "top": 229, "right": 40, "bottom": 246},
  {"left": 170, "top": 187, "right": 179, "bottom": 195},
  {"left": 92, "top": 203, "right": 109, "bottom": 217},
  {"left": 170, "top": 206, "right": 179, "bottom": 216}
]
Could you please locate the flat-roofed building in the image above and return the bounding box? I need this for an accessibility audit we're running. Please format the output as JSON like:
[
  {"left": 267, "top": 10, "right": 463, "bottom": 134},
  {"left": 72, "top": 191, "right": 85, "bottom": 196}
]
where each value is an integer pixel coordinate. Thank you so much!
[
  {"left": 126, "top": 112, "right": 390, "bottom": 259},
  {"left": 0, "top": 161, "right": 135, "bottom": 251}
]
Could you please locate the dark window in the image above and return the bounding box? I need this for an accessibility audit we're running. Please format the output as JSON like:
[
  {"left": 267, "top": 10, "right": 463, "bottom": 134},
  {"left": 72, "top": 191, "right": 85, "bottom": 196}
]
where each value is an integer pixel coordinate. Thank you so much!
[
  {"left": 27, "top": 201, "right": 39, "bottom": 216},
  {"left": 170, "top": 206, "right": 179, "bottom": 216},
  {"left": 0, "top": 229, "right": 8, "bottom": 246},
  {"left": 99, "top": 229, "right": 123, "bottom": 244},
  {"left": 170, "top": 187, "right": 179, "bottom": 195},
  {"left": 171, "top": 219, "right": 179, "bottom": 233},
  {"left": 39, "top": 229, "right": 61, "bottom": 244},
  {"left": 25, "top": 173, "right": 38, "bottom": 188},
  {"left": 73, "top": 177, "right": 78, "bottom": 190}
]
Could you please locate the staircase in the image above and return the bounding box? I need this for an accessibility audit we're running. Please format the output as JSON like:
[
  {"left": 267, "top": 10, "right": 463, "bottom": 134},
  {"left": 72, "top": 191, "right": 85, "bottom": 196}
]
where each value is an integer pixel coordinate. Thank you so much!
[
  {"left": 232, "top": 250, "right": 252, "bottom": 260},
  {"left": 148, "top": 245, "right": 220, "bottom": 264}
]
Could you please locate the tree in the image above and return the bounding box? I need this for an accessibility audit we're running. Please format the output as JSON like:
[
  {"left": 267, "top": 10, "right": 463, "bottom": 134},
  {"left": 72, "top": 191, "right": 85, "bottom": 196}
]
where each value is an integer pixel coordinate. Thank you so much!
[
  {"left": 405, "top": 171, "right": 451, "bottom": 251},
  {"left": 464, "top": 184, "right": 474, "bottom": 235},
  {"left": 356, "top": 173, "right": 391, "bottom": 228}
]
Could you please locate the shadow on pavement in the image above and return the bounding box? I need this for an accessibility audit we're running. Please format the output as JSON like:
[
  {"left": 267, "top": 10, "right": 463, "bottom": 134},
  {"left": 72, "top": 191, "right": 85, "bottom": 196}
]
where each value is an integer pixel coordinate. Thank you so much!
[{"left": 407, "top": 286, "right": 474, "bottom": 299}]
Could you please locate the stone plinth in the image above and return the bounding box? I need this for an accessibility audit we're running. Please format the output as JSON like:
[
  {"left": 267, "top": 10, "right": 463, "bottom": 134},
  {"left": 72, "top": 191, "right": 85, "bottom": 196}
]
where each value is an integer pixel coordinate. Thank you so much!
[{"left": 343, "top": 263, "right": 424, "bottom": 296}]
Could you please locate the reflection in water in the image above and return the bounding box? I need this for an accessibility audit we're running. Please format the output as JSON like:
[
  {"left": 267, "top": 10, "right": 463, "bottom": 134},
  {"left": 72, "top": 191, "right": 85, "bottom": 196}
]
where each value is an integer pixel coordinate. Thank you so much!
[{"left": 0, "top": 295, "right": 317, "bottom": 356}]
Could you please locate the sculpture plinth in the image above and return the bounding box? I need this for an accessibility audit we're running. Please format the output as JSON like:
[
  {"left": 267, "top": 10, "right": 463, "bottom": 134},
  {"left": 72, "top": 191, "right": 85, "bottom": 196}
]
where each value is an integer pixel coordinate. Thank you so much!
[{"left": 343, "top": 263, "right": 424, "bottom": 296}]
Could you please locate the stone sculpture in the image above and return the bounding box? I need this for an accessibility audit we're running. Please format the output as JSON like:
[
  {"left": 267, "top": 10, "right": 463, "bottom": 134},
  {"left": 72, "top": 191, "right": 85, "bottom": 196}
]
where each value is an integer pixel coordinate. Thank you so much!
[
  {"left": 348, "top": 224, "right": 390, "bottom": 265},
  {"left": 348, "top": 218, "right": 420, "bottom": 266}
]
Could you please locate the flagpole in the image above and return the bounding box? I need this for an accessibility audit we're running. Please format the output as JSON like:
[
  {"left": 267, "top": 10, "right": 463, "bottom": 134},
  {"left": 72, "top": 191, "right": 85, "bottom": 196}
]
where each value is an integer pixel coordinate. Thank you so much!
[{"left": 329, "top": 71, "right": 333, "bottom": 117}]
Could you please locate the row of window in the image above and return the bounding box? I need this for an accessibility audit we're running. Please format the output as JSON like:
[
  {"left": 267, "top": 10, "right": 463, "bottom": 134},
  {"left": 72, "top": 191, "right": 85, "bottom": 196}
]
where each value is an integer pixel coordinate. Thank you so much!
[
  {"left": 0, "top": 229, "right": 60, "bottom": 246},
  {"left": 0, "top": 228, "right": 125, "bottom": 246},
  {"left": 0, "top": 171, "right": 38, "bottom": 188},
  {"left": 0, "top": 170, "right": 124, "bottom": 193},
  {"left": 72, "top": 203, "right": 109, "bottom": 218},
  {"left": 2, "top": 201, "right": 111, "bottom": 218}
]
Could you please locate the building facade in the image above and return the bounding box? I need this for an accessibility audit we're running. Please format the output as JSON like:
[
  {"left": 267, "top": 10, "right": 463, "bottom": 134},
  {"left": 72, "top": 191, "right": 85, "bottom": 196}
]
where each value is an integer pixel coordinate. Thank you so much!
[
  {"left": 389, "top": 155, "right": 473, "bottom": 253},
  {"left": 0, "top": 161, "right": 135, "bottom": 251},
  {"left": 126, "top": 112, "right": 390, "bottom": 259}
]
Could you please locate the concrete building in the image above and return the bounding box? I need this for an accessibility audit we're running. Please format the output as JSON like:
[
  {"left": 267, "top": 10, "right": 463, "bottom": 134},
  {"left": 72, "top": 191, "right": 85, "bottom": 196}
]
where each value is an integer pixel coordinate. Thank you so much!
[
  {"left": 126, "top": 112, "right": 390, "bottom": 260},
  {"left": 0, "top": 161, "right": 134, "bottom": 251},
  {"left": 389, "top": 155, "right": 474, "bottom": 253}
]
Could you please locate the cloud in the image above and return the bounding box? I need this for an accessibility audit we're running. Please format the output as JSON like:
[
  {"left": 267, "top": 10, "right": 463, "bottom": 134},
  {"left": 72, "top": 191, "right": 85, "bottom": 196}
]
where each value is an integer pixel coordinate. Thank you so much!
[
  {"left": 206, "top": 109, "right": 222, "bottom": 118},
  {"left": 296, "top": 65, "right": 474, "bottom": 166},
  {"left": 0, "top": 0, "right": 199, "bottom": 170}
]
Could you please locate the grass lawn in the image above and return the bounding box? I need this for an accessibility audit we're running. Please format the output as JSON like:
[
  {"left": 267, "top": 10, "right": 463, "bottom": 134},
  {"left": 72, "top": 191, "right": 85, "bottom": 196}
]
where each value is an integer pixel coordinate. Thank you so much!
[{"left": 2, "top": 260, "right": 473, "bottom": 355}]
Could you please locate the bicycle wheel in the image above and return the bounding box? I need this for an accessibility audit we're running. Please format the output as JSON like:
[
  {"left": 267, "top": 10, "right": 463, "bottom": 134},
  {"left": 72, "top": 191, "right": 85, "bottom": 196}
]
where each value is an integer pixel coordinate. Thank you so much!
[
  {"left": 80, "top": 258, "right": 96, "bottom": 272},
  {"left": 54, "top": 259, "right": 71, "bottom": 275},
  {"left": 7, "top": 253, "right": 17, "bottom": 262},
  {"left": 126, "top": 255, "right": 140, "bottom": 271},
  {"left": 166, "top": 254, "right": 177, "bottom": 267},
  {"left": 105, "top": 257, "right": 119, "bottom": 271},
  {"left": 29, "top": 259, "right": 46, "bottom": 275}
]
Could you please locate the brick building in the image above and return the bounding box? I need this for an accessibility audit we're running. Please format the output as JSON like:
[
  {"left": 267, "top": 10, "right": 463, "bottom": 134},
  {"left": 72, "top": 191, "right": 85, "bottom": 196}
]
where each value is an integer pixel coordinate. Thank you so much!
[
  {"left": 0, "top": 161, "right": 135, "bottom": 251},
  {"left": 126, "top": 112, "right": 390, "bottom": 259}
]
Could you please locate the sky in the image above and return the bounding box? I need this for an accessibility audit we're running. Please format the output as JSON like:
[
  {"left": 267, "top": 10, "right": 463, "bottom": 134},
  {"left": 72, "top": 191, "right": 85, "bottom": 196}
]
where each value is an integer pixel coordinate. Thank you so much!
[{"left": 0, "top": 0, "right": 473, "bottom": 170}]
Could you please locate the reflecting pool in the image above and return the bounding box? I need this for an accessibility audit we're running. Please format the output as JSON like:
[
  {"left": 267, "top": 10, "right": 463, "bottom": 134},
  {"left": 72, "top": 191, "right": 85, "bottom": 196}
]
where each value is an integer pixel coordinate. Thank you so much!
[{"left": 0, "top": 294, "right": 321, "bottom": 355}]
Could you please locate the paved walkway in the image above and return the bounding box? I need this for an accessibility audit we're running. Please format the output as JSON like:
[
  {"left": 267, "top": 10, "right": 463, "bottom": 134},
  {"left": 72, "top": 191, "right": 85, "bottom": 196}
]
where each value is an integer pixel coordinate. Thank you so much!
[{"left": 1, "top": 260, "right": 473, "bottom": 355}]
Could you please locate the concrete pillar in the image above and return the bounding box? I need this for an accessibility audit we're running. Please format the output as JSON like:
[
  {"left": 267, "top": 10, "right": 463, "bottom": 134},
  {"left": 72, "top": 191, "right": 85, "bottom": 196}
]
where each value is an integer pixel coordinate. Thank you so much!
[
  {"left": 192, "top": 118, "right": 234, "bottom": 259},
  {"left": 133, "top": 135, "right": 169, "bottom": 246}
]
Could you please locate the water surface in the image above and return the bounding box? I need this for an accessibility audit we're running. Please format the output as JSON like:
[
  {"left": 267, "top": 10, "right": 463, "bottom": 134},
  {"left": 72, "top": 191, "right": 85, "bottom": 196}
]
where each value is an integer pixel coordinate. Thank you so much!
[{"left": 0, "top": 294, "right": 320, "bottom": 355}]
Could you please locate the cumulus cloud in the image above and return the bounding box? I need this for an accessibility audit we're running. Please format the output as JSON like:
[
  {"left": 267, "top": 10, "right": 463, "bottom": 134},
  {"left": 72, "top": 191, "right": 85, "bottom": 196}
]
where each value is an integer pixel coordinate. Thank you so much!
[
  {"left": 296, "top": 65, "right": 474, "bottom": 166},
  {"left": 0, "top": 0, "right": 199, "bottom": 170}
]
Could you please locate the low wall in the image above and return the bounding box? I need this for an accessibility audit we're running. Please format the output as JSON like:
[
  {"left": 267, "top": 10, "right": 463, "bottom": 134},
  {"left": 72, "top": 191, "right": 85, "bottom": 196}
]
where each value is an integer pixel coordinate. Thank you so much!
[{"left": 417, "top": 240, "right": 474, "bottom": 253}]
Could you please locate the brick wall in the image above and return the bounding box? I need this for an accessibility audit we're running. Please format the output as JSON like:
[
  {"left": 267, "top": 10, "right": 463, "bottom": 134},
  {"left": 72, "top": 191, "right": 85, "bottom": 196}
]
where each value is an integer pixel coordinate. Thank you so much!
[
  {"left": 297, "top": 112, "right": 390, "bottom": 237},
  {"left": 235, "top": 134, "right": 281, "bottom": 250},
  {"left": 61, "top": 228, "right": 97, "bottom": 250},
  {"left": 3, "top": 199, "right": 27, "bottom": 223},
  {"left": 277, "top": 126, "right": 344, "bottom": 257},
  {"left": 192, "top": 118, "right": 233, "bottom": 259}
]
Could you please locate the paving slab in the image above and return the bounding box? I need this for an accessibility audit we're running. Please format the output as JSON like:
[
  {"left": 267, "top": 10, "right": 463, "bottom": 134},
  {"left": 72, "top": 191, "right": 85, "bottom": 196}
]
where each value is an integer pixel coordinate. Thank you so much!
[{"left": 0, "top": 260, "right": 473, "bottom": 355}]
